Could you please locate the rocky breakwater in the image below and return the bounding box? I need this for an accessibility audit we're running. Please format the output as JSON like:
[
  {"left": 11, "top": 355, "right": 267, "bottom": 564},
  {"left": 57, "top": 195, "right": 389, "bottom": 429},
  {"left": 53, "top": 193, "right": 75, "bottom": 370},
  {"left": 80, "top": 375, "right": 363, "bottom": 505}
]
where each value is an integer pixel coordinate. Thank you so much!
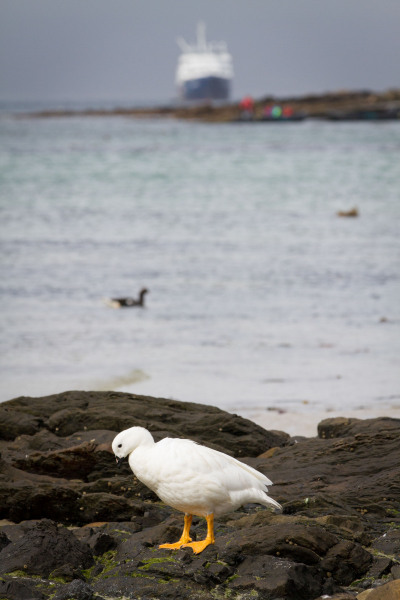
[
  {"left": 0, "top": 391, "right": 399, "bottom": 600},
  {"left": 28, "top": 89, "right": 400, "bottom": 123}
]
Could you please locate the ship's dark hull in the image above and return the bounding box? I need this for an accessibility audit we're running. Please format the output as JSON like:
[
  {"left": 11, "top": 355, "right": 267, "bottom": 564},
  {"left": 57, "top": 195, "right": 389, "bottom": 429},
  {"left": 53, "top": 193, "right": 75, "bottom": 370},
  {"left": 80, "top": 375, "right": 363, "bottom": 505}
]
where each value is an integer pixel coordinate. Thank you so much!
[{"left": 181, "top": 76, "right": 230, "bottom": 101}]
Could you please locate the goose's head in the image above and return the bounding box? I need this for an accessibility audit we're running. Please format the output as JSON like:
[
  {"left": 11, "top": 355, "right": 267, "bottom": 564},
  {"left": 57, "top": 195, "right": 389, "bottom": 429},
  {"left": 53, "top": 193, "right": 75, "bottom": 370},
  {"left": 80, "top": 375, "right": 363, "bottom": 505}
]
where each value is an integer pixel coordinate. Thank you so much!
[{"left": 112, "top": 426, "right": 154, "bottom": 467}]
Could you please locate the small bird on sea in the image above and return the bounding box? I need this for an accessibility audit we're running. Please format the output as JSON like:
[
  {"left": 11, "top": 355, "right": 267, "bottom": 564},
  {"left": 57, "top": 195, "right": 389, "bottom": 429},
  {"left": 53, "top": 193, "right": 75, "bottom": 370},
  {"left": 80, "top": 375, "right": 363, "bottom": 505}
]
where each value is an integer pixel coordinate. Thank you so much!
[
  {"left": 105, "top": 288, "right": 148, "bottom": 308},
  {"left": 112, "top": 426, "right": 282, "bottom": 554}
]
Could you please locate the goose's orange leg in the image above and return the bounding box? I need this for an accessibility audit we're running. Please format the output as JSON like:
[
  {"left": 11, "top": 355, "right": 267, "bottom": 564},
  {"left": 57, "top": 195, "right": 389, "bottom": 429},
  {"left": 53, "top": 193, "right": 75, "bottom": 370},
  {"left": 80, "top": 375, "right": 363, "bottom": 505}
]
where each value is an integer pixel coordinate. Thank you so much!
[
  {"left": 183, "top": 513, "right": 215, "bottom": 554},
  {"left": 159, "top": 513, "right": 192, "bottom": 550}
]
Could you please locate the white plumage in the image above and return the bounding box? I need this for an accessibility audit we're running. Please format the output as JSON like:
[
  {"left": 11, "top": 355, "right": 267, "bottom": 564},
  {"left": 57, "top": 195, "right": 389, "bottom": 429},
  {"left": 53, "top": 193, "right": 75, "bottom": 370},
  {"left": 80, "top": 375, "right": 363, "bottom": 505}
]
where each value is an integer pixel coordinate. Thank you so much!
[{"left": 112, "top": 426, "right": 282, "bottom": 554}]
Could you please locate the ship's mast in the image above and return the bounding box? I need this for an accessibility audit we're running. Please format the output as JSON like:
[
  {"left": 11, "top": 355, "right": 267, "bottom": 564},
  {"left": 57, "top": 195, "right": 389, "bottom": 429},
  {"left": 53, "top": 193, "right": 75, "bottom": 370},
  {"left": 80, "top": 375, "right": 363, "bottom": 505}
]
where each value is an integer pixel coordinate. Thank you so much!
[{"left": 176, "top": 21, "right": 209, "bottom": 53}]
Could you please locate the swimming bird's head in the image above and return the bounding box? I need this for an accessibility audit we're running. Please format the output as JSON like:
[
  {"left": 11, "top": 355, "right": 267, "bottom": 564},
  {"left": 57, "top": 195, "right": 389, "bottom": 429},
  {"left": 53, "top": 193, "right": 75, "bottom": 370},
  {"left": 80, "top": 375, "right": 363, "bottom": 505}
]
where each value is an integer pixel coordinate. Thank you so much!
[{"left": 112, "top": 426, "right": 154, "bottom": 467}]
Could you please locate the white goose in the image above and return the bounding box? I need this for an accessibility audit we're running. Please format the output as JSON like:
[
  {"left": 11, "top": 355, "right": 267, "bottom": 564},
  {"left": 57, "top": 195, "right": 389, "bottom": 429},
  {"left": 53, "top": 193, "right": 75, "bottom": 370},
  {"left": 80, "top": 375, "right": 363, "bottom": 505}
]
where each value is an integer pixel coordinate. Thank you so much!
[{"left": 112, "top": 426, "right": 282, "bottom": 554}]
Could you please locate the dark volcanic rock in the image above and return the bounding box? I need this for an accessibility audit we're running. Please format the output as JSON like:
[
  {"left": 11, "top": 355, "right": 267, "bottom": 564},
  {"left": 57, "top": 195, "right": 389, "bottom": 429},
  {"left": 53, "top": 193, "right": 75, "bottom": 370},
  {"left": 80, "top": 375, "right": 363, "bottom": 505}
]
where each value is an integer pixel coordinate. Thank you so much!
[
  {"left": 0, "top": 391, "right": 399, "bottom": 600},
  {"left": 229, "top": 555, "right": 322, "bottom": 600},
  {"left": 12, "top": 440, "right": 100, "bottom": 479},
  {"left": 0, "top": 406, "right": 43, "bottom": 440},
  {"left": 78, "top": 491, "right": 143, "bottom": 523},
  {"left": 0, "top": 519, "right": 94, "bottom": 577},
  {"left": 0, "top": 476, "right": 81, "bottom": 523},
  {"left": 218, "top": 512, "right": 372, "bottom": 586},
  {"left": 0, "top": 530, "right": 10, "bottom": 551},
  {"left": 317, "top": 415, "right": 400, "bottom": 440},
  {"left": 0, "top": 391, "right": 287, "bottom": 526},
  {"left": 87, "top": 531, "right": 118, "bottom": 555},
  {"left": 250, "top": 416, "right": 400, "bottom": 523},
  {"left": 52, "top": 579, "right": 95, "bottom": 600},
  {"left": 3, "top": 390, "right": 286, "bottom": 455},
  {"left": 0, "top": 578, "right": 45, "bottom": 600},
  {"left": 371, "top": 528, "right": 400, "bottom": 558}
]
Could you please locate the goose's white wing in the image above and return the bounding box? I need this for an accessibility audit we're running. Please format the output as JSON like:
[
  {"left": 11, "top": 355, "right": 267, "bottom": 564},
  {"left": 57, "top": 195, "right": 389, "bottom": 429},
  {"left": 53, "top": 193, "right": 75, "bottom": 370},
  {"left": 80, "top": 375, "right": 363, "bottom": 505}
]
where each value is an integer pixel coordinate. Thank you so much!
[{"left": 130, "top": 438, "right": 278, "bottom": 517}]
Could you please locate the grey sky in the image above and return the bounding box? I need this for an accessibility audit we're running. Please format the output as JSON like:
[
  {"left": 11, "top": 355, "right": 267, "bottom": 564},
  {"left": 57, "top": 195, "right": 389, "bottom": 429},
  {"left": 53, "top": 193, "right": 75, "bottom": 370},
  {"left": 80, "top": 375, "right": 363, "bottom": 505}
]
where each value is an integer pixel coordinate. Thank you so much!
[{"left": 0, "top": 0, "right": 399, "bottom": 104}]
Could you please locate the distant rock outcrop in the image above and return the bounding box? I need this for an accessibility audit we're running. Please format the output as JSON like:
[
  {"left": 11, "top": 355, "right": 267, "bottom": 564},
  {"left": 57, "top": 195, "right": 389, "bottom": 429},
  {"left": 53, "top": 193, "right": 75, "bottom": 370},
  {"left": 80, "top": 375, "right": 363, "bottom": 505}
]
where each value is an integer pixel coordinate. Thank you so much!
[{"left": 25, "top": 89, "right": 400, "bottom": 123}]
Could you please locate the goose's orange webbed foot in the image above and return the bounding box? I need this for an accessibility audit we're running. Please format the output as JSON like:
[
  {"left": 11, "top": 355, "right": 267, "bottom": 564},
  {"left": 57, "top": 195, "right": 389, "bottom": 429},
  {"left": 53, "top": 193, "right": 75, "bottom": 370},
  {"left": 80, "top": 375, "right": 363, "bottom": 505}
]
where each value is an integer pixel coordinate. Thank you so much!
[
  {"left": 159, "top": 514, "right": 192, "bottom": 550},
  {"left": 182, "top": 513, "right": 215, "bottom": 554},
  {"left": 159, "top": 539, "right": 192, "bottom": 550},
  {"left": 182, "top": 538, "right": 213, "bottom": 554}
]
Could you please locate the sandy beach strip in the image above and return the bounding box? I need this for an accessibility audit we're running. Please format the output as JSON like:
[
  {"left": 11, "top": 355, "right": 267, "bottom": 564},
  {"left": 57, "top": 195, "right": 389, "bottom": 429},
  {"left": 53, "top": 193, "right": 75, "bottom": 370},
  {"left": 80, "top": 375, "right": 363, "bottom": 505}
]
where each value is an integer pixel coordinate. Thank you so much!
[{"left": 240, "top": 405, "right": 400, "bottom": 438}]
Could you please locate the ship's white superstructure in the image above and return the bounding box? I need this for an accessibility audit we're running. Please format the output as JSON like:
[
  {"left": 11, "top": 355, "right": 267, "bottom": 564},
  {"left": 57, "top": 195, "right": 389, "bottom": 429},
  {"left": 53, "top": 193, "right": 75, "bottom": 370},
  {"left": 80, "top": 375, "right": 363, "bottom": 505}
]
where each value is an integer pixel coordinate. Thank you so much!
[{"left": 175, "top": 23, "right": 233, "bottom": 101}]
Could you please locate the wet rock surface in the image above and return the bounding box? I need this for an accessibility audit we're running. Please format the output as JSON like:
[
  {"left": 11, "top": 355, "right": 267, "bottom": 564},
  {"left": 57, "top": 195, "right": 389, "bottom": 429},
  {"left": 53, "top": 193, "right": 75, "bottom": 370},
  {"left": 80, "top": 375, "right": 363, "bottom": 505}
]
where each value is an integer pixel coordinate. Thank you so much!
[{"left": 0, "top": 391, "right": 399, "bottom": 600}]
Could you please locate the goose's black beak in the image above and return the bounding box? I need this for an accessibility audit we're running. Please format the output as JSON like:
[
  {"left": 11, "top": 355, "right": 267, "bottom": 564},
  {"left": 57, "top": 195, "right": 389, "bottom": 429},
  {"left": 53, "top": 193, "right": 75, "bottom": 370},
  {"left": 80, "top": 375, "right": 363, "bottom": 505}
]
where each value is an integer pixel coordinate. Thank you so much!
[{"left": 115, "top": 456, "right": 125, "bottom": 468}]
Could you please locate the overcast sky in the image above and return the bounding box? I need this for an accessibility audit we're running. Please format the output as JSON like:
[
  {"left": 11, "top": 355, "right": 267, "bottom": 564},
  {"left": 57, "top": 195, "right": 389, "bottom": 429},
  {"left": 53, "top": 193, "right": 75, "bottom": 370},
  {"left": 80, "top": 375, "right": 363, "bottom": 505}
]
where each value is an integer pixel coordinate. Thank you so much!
[{"left": 0, "top": 0, "right": 399, "bottom": 105}]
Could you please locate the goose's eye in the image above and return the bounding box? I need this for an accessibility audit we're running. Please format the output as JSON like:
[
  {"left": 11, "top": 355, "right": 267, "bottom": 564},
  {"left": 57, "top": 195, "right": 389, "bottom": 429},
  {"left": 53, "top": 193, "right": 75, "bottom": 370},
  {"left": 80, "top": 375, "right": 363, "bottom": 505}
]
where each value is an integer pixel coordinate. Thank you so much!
[{"left": 118, "top": 443, "right": 122, "bottom": 448}]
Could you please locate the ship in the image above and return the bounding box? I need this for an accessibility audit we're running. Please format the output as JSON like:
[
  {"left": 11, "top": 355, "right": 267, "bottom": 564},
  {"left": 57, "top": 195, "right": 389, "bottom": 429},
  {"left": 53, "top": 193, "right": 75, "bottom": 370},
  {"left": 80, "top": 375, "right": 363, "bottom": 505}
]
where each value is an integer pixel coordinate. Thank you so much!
[{"left": 175, "top": 22, "right": 233, "bottom": 102}]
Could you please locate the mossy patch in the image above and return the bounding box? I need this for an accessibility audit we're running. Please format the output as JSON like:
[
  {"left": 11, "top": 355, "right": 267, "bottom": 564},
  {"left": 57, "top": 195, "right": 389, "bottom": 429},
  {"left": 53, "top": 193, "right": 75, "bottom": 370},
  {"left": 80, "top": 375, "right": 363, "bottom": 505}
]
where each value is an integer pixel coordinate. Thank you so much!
[
  {"left": 350, "top": 576, "right": 376, "bottom": 588},
  {"left": 4, "top": 570, "right": 39, "bottom": 579},
  {"left": 48, "top": 570, "right": 69, "bottom": 584},
  {"left": 211, "top": 585, "right": 259, "bottom": 600},
  {"left": 386, "top": 507, "right": 400, "bottom": 517},
  {"left": 138, "top": 556, "right": 177, "bottom": 570},
  {"left": 128, "top": 571, "right": 179, "bottom": 584},
  {"left": 81, "top": 564, "right": 96, "bottom": 580},
  {"left": 82, "top": 549, "right": 119, "bottom": 581},
  {"left": 224, "top": 573, "right": 239, "bottom": 584},
  {"left": 369, "top": 547, "right": 400, "bottom": 562}
]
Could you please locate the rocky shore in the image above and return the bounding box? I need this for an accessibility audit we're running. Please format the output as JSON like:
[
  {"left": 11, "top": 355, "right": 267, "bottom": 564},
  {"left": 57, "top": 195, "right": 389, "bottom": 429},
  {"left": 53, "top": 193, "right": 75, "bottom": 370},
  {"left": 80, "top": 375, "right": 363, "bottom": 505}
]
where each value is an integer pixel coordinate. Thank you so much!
[
  {"left": 22, "top": 89, "right": 400, "bottom": 123},
  {"left": 0, "top": 390, "right": 399, "bottom": 600}
]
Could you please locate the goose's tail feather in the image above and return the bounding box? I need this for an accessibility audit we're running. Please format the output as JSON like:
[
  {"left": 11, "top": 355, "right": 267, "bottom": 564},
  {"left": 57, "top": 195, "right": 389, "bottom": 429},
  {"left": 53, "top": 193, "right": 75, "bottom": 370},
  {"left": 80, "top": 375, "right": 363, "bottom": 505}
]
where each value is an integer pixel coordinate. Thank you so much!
[
  {"left": 233, "top": 488, "right": 283, "bottom": 514},
  {"left": 261, "top": 494, "right": 283, "bottom": 514}
]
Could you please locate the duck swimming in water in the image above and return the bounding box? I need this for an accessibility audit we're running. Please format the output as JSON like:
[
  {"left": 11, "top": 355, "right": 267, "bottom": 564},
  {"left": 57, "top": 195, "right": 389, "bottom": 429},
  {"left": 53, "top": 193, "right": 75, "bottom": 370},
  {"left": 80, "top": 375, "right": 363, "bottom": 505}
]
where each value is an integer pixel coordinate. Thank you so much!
[
  {"left": 105, "top": 288, "right": 148, "bottom": 308},
  {"left": 112, "top": 426, "right": 282, "bottom": 554}
]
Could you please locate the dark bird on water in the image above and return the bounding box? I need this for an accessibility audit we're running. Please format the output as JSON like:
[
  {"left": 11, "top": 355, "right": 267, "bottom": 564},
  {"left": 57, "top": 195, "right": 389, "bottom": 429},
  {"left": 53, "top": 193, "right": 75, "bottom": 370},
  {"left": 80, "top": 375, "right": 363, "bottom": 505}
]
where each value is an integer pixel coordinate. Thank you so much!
[{"left": 105, "top": 288, "right": 149, "bottom": 308}]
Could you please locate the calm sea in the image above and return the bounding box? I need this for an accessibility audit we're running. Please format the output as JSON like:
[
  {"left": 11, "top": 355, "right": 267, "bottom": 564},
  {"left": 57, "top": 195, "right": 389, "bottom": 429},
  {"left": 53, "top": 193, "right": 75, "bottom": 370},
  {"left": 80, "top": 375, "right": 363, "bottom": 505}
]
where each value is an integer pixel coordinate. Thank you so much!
[{"left": 1, "top": 109, "right": 399, "bottom": 425}]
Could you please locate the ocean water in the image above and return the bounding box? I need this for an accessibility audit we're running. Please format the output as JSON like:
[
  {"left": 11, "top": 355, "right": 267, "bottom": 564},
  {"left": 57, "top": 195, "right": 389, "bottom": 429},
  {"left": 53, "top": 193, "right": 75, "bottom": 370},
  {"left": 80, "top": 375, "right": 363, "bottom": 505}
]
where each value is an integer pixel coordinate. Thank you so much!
[{"left": 1, "top": 111, "right": 399, "bottom": 429}]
